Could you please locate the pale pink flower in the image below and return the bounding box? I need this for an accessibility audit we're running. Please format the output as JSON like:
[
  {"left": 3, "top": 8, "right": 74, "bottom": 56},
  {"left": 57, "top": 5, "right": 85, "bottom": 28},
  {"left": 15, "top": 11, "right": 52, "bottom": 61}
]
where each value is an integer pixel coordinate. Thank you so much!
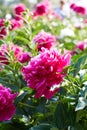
[
  {"left": 33, "top": 31, "right": 56, "bottom": 51},
  {"left": 84, "top": 19, "right": 87, "bottom": 24},
  {"left": 0, "top": 84, "right": 17, "bottom": 121},
  {"left": 22, "top": 49, "right": 71, "bottom": 99},
  {"left": 49, "top": 10, "right": 62, "bottom": 20}
]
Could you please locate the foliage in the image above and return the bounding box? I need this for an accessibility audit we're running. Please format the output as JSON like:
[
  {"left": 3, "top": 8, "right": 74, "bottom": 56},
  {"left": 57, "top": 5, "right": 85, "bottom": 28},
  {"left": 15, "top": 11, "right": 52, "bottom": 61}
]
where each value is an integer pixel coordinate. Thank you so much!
[{"left": 0, "top": 1, "right": 87, "bottom": 130}]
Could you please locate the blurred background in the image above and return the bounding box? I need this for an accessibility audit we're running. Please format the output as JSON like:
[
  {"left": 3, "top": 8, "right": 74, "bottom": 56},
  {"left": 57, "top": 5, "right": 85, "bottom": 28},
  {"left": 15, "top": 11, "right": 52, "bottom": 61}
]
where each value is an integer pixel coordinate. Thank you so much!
[
  {"left": 0, "top": 0, "right": 68, "bottom": 18},
  {"left": 0, "top": 0, "right": 40, "bottom": 18},
  {"left": 0, "top": 0, "right": 86, "bottom": 18}
]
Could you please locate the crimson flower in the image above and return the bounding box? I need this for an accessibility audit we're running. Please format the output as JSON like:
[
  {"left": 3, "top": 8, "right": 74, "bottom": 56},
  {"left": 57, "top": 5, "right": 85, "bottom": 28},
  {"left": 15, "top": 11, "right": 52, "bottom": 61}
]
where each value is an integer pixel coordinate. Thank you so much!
[{"left": 22, "top": 49, "right": 71, "bottom": 99}]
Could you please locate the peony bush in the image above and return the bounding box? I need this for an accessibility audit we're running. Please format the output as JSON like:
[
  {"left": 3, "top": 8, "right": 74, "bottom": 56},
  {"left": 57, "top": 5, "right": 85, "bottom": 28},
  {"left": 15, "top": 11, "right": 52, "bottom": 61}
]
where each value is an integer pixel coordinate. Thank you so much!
[{"left": 0, "top": 1, "right": 87, "bottom": 130}]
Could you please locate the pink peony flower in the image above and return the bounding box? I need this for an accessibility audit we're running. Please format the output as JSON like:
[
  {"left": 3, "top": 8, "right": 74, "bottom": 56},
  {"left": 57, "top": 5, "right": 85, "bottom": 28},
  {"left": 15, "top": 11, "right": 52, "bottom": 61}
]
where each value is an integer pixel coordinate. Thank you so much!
[
  {"left": 22, "top": 49, "right": 71, "bottom": 99},
  {"left": 0, "top": 44, "right": 30, "bottom": 64},
  {"left": 10, "top": 44, "right": 23, "bottom": 58},
  {"left": 34, "top": 1, "right": 50, "bottom": 16},
  {"left": 10, "top": 19, "right": 22, "bottom": 30},
  {"left": 0, "top": 44, "right": 8, "bottom": 53},
  {"left": 70, "top": 41, "right": 87, "bottom": 55},
  {"left": 14, "top": 4, "right": 26, "bottom": 15},
  {"left": 0, "top": 19, "right": 5, "bottom": 26},
  {"left": 0, "top": 19, "right": 7, "bottom": 39},
  {"left": 74, "top": 6, "right": 86, "bottom": 15},
  {"left": 18, "top": 52, "right": 30, "bottom": 63},
  {"left": 70, "top": 3, "right": 76, "bottom": 9},
  {"left": 0, "top": 44, "right": 22, "bottom": 64},
  {"left": 0, "top": 28, "right": 7, "bottom": 39},
  {"left": 70, "top": 3, "right": 86, "bottom": 15},
  {"left": 76, "top": 41, "right": 87, "bottom": 51},
  {"left": 0, "top": 44, "right": 9, "bottom": 64},
  {"left": 33, "top": 31, "right": 56, "bottom": 51},
  {"left": 0, "top": 84, "right": 17, "bottom": 121},
  {"left": 0, "top": 52, "right": 9, "bottom": 65}
]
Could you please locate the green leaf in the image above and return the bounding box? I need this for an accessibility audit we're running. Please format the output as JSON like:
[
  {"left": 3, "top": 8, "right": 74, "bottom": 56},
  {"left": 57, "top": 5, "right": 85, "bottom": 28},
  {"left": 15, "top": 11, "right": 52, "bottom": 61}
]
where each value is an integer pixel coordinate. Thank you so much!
[
  {"left": 50, "top": 127, "right": 59, "bottom": 130},
  {"left": 29, "top": 124, "right": 52, "bottom": 130},
  {"left": 76, "top": 110, "right": 87, "bottom": 123},
  {"left": 79, "top": 85, "right": 87, "bottom": 97},
  {"left": 15, "top": 30, "right": 29, "bottom": 39},
  {"left": 71, "top": 124, "right": 84, "bottom": 130},
  {"left": 15, "top": 91, "right": 28, "bottom": 105},
  {"left": 73, "top": 55, "right": 87, "bottom": 76},
  {"left": 13, "top": 36, "right": 29, "bottom": 45},
  {"left": 59, "top": 87, "right": 67, "bottom": 95},
  {"left": 0, "top": 124, "right": 19, "bottom": 130},
  {"left": 82, "top": 64, "right": 87, "bottom": 69},
  {"left": 0, "top": 39, "right": 5, "bottom": 45},
  {"left": 54, "top": 102, "right": 75, "bottom": 129},
  {"left": 75, "top": 97, "right": 87, "bottom": 111}
]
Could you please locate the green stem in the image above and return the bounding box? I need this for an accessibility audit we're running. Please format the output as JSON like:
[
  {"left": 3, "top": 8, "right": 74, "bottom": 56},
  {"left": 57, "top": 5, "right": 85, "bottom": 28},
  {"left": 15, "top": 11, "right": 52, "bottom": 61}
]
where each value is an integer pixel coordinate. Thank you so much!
[{"left": 19, "top": 102, "right": 35, "bottom": 108}]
